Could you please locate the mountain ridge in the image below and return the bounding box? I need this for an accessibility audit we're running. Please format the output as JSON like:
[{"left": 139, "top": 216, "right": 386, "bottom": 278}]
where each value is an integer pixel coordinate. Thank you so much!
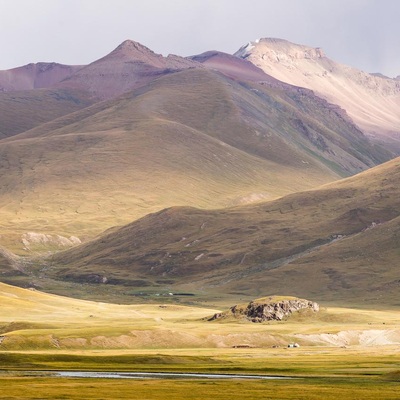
[
  {"left": 56, "top": 39, "right": 201, "bottom": 100},
  {"left": 0, "top": 62, "right": 83, "bottom": 92},
  {"left": 235, "top": 38, "right": 400, "bottom": 151}
]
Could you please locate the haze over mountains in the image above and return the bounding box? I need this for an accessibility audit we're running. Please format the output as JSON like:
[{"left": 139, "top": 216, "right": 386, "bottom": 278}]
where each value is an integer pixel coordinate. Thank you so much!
[{"left": 0, "top": 38, "right": 399, "bottom": 307}]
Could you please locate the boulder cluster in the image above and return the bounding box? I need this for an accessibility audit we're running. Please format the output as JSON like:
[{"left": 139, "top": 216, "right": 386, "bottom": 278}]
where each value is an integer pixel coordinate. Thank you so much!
[{"left": 210, "top": 297, "right": 319, "bottom": 322}]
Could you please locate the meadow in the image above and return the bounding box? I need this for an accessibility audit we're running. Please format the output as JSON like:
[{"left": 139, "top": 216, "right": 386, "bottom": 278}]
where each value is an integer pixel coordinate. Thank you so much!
[
  {"left": 0, "top": 283, "right": 399, "bottom": 399},
  {"left": 0, "top": 348, "right": 399, "bottom": 399}
]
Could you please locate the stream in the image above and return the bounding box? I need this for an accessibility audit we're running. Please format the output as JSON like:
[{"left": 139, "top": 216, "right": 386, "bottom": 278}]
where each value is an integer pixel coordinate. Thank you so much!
[{"left": 49, "top": 371, "right": 292, "bottom": 380}]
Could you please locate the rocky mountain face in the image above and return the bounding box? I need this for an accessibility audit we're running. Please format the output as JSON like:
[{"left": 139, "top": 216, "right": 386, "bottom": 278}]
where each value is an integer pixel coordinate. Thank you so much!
[
  {"left": 235, "top": 38, "right": 400, "bottom": 152},
  {"left": 211, "top": 297, "right": 320, "bottom": 322}
]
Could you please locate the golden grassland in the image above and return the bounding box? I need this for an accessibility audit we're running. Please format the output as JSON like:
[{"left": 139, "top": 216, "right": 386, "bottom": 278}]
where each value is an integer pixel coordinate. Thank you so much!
[
  {"left": 0, "top": 375, "right": 398, "bottom": 400},
  {"left": 1, "top": 282, "right": 400, "bottom": 350},
  {"left": 0, "top": 283, "right": 399, "bottom": 399},
  {"left": 1, "top": 345, "right": 399, "bottom": 399}
]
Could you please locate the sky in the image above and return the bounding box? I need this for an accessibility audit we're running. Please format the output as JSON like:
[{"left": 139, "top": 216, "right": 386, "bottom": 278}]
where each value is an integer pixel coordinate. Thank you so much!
[{"left": 1, "top": 0, "right": 399, "bottom": 77}]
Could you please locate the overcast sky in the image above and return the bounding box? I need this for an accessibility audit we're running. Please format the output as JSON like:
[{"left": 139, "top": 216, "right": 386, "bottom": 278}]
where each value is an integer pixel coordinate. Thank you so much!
[{"left": 1, "top": 0, "right": 399, "bottom": 77}]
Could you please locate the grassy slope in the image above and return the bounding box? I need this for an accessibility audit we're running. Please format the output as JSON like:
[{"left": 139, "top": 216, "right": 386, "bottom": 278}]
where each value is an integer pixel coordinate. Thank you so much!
[
  {"left": 273, "top": 215, "right": 400, "bottom": 306},
  {"left": 0, "top": 281, "right": 399, "bottom": 350},
  {"left": 46, "top": 157, "right": 400, "bottom": 306},
  {"left": 1, "top": 67, "right": 375, "bottom": 252},
  {"left": 0, "top": 88, "right": 95, "bottom": 138}
]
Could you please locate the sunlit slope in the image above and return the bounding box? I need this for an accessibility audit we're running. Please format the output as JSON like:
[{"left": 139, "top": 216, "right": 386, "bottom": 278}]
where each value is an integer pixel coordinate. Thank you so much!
[
  {"left": 15, "top": 68, "right": 386, "bottom": 172},
  {"left": 0, "top": 281, "right": 215, "bottom": 321},
  {"left": 0, "top": 118, "right": 295, "bottom": 242},
  {"left": 1, "top": 282, "right": 399, "bottom": 351},
  {"left": 0, "top": 282, "right": 220, "bottom": 350},
  {"left": 0, "top": 281, "right": 103, "bottom": 318},
  {"left": 0, "top": 67, "right": 382, "bottom": 250},
  {"left": 49, "top": 157, "right": 400, "bottom": 305},
  {"left": 236, "top": 38, "right": 400, "bottom": 150}
]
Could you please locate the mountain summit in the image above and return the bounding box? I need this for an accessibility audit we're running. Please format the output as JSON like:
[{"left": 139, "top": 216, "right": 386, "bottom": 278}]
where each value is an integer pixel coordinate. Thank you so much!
[
  {"left": 57, "top": 39, "right": 200, "bottom": 99},
  {"left": 235, "top": 38, "right": 326, "bottom": 61},
  {"left": 235, "top": 38, "right": 400, "bottom": 151},
  {"left": 101, "top": 39, "right": 166, "bottom": 66}
]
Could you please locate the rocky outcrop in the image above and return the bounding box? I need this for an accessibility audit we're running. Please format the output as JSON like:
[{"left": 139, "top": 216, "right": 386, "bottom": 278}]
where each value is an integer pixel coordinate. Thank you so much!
[
  {"left": 21, "top": 232, "right": 81, "bottom": 251},
  {"left": 210, "top": 296, "right": 319, "bottom": 322}
]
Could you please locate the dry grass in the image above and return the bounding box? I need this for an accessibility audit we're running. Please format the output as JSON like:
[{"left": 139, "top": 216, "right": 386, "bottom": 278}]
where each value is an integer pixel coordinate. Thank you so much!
[
  {"left": 1, "top": 282, "right": 399, "bottom": 351},
  {"left": 1, "top": 283, "right": 399, "bottom": 399},
  {"left": 0, "top": 88, "right": 94, "bottom": 138},
  {"left": 0, "top": 68, "right": 390, "bottom": 254},
  {"left": 35, "top": 156, "right": 400, "bottom": 306},
  {"left": 1, "top": 376, "right": 399, "bottom": 400}
]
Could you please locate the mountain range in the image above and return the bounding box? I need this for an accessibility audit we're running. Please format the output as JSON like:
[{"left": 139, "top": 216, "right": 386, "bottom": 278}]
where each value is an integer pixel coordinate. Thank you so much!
[{"left": 0, "top": 38, "right": 398, "bottom": 307}]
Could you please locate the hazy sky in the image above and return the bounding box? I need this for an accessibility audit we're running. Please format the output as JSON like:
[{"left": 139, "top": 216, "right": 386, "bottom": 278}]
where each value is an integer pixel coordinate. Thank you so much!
[{"left": 1, "top": 0, "right": 399, "bottom": 77}]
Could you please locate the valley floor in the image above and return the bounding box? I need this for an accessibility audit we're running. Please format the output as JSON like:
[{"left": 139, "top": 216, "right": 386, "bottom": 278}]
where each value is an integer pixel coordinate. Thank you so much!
[
  {"left": 0, "top": 347, "right": 399, "bottom": 399},
  {"left": 1, "top": 376, "right": 398, "bottom": 400},
  {"left": 1, "top": 283, "right": 399, "bottom": 398}
]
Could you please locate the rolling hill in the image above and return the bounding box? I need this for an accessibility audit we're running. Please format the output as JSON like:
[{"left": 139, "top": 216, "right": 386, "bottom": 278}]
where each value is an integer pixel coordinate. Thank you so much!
[
  {"left": 0, "top": 60, "right": 390, "bottom": 253},
  {"left": 0, "top": 39, "right": 397, "bottom": 308},
  {"left": 235, "top": 38, "right": 400, "bottom": 151},
  {"left": 42, "top": 156, "right": 400, "bottom": 306}
]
